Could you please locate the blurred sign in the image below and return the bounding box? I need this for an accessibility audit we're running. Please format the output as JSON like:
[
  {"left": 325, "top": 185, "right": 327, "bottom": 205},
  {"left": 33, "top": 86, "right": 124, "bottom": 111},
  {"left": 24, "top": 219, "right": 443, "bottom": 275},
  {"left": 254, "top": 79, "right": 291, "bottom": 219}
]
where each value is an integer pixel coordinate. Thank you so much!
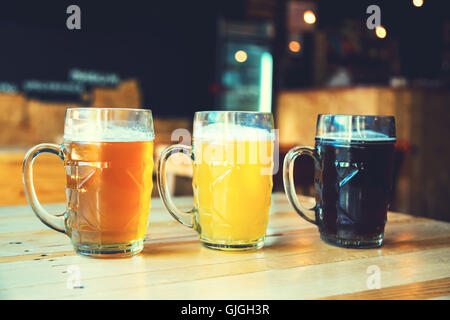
[
  {"left": 0, "top": 69, "right": 121, "bottom": 101},
  {"left": 23, "top": 80, "right": 85, "bottom": 94},
  {"left": 69, "top": 68, "right": 120, "bottom": 85},
  {"left": 0, "top": 82, "right": 18, "bottom": 93},
  {"left": 219, "top": 20, "right": 274, "bottom": 40}
]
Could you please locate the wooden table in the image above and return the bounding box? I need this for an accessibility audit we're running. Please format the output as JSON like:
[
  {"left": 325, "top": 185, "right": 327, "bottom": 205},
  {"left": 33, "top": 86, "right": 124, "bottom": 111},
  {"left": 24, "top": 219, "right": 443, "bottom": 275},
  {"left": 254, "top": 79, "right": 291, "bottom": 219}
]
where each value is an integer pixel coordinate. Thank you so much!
[{"left": 0, "top": 193, "right": 449, "bottom": 300}]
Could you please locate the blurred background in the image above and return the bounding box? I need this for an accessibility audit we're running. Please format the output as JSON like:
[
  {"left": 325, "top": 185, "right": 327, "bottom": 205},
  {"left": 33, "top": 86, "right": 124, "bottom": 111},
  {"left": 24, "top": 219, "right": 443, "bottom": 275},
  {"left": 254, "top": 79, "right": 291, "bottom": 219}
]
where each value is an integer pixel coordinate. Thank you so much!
[{"left": 0, "top": 0, "right": 448, "bottom": 220}]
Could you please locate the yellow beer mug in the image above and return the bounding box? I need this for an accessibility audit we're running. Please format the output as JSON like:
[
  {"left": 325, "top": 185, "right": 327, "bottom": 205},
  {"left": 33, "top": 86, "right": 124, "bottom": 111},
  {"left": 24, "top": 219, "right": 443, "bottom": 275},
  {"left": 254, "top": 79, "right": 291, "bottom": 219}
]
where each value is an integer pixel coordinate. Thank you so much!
[{"left": 157, "top": 111, "right": 275, "bottom": 251}]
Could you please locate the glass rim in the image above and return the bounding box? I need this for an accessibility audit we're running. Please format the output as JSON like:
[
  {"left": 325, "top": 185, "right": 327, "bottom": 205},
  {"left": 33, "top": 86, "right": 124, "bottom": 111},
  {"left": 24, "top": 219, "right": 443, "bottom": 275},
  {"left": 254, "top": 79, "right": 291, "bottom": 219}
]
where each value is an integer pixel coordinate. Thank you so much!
[
  {"left": 193, "top": 110, "right": 274, "bottom": 140},
  {"left": 194, "top": 110, "right": 272, "bottom": 116},
  {"left": 317, "top": 114, "right": 394, "bottom": 120},
  {"left": 66, "top": 107, "right": 152, "bottom": 113},
  {"left": 316, "top": 113, "right": 396, "bottom": 141},
  {"left": 64, "top": 107, "right": 154, "bottom": 142}
]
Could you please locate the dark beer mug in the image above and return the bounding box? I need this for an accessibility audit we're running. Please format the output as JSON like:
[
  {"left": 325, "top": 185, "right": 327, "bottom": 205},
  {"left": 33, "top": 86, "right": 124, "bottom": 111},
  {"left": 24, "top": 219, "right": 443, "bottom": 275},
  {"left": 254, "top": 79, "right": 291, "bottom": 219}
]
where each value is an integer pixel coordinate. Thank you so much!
[{"left": 283, "top": 115, "right": 396, "bottom": 248}]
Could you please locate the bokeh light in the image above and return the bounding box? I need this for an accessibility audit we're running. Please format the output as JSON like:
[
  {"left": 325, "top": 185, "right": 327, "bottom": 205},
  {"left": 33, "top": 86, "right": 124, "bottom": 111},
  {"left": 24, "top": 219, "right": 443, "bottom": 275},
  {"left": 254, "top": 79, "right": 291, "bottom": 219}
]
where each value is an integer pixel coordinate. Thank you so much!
[
  {"left": 303, "top": 10, "right": 316, "bottom": 24},
  {"left": 288, "top": 41, "right": 301, "bottom": 53},
  {"left": 412, "top": 0, "right": 423, "bottom": 7},
  {"left": 234, "top": 50, "right": 247, "bottom": 63},
  {"left": 375, "top": 26, "right": 387, "bottom": 39}
]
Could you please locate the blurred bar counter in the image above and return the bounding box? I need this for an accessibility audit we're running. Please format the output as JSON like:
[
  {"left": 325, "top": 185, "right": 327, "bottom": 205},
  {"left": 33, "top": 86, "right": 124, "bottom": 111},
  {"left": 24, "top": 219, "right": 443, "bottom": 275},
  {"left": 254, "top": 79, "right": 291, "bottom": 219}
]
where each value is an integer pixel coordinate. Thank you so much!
[{"left": 275, "top": 86, "right": 450, "bottom": 222}]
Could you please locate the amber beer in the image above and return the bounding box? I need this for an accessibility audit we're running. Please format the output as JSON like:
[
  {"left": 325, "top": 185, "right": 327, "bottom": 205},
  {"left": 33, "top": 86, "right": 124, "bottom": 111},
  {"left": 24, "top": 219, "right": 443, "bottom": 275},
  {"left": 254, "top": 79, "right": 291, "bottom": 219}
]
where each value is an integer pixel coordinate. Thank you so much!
[
  {"left": 65, "top": 140, "right": 154, "bottom": 247},
  {"left": 23, "top": 108, "right": 155, "bottom": 258}
]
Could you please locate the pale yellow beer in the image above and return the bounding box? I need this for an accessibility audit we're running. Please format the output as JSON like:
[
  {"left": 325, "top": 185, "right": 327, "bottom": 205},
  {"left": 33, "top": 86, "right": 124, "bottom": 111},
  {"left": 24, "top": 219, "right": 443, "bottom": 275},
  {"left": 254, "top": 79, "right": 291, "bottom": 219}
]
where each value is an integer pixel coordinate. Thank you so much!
[
  {"left": 157, "top": 111, "right": 275, "bottom": 251},
  {"left": 192, "top": 126, "right": 273, "bottom": 246}
]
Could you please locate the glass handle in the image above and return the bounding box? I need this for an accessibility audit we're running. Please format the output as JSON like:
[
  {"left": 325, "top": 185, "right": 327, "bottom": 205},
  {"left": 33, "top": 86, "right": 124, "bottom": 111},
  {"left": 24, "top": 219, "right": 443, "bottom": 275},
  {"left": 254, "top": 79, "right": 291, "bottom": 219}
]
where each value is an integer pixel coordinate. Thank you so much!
[
  {"left": 157, "top": 144, "right": 196, "bottom": 229},
  {"left": 22, "top": 143, "right": 67, "bottom": 233},
  {"left": 283, "top": 146, "right": 320, "bottom": 225}
]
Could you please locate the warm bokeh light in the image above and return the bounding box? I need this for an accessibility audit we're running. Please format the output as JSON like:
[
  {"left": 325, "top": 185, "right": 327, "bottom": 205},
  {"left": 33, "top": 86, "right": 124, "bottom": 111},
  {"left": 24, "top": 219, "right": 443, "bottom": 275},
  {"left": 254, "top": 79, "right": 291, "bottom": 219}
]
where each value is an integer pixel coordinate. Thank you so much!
[
  {"left": 375, "top": 26, "right": 387, "bottom": 39},
  {"left": 288, "top": 40, "right": 301, "bottom": 53},
  {"left": 412, "top": 0, "right": 423, "bottom": 7},
  {"left": 303, "top": 10, "right": 316, "bottom": 24},
  {"left": 234, "top": 50, "right": 247, "bottom": 63}
]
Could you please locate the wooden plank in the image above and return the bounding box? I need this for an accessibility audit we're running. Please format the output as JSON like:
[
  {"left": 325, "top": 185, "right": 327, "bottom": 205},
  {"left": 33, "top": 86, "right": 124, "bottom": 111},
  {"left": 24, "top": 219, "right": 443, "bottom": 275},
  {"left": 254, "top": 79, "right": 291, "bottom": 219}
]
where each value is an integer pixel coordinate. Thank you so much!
[
  {"left": 321, "top": 277, "right": 450, "bottom": 300},
  {"left": 0, "top": 193, "right": 448, "bottom": 299},
  {"left": 0, "top": 216, "right": 448, "bottom": 295}
]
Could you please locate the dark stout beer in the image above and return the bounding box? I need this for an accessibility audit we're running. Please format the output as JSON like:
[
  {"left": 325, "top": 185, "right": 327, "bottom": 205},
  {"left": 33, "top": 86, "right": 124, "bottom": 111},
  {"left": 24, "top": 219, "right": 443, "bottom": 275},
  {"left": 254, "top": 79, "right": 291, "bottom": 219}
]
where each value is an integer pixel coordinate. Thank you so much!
[{"left": 314, "top": 135, "right": 395, "bottom": 247}]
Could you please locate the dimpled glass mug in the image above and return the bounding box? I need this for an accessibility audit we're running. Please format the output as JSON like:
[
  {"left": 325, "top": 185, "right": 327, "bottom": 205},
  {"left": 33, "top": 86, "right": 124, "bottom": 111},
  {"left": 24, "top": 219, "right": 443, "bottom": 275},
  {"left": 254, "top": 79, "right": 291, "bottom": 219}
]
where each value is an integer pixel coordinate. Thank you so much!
[
  {"left": 22, "top": 108, "right": 154, "bottom": 258},
  {"left": 283, "top": 114, "right": 396, "bottom": 248},
  {"left": 157, "top": 111, "right": 275, "bottom": 251}
]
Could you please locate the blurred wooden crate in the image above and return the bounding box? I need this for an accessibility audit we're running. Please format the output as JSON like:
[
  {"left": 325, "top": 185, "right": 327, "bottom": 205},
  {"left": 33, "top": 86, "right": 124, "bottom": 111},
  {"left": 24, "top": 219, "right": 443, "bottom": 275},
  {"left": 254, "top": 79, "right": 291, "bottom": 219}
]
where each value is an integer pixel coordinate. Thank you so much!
[
  {"left": 91, "top": 79, "right": 142, "bottom": 108},
  {"left": 0, "top": 79, "right": 143, "bottom": 148},
  {"left": 0, "top": 150, "right": 66, "bottom": 206},
  {"left": 27, "top": 100, "right": 76, "bottom": 145},
  {"left": 277, "top": 87, "right": 413, "bottom": 145},
  {"left": 276, "top": 87, "right": 450, "bottom": 221},
  {"left": 0, "top": 93, "right": 31, "bottom": 145}
]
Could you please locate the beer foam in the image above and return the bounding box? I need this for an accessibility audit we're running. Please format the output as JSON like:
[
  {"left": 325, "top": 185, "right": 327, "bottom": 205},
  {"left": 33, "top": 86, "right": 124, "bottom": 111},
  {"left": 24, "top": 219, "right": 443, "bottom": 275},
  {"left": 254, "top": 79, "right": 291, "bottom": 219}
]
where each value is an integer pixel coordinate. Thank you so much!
[
  {"left": 64, "top": 123, "right": 154, "bottom": 142},
  {"left": 194, "top": 123, "right": 274, "bottom": 142},
  {"left": 316, "top": 130, "right": 395, "bottom": 142}
]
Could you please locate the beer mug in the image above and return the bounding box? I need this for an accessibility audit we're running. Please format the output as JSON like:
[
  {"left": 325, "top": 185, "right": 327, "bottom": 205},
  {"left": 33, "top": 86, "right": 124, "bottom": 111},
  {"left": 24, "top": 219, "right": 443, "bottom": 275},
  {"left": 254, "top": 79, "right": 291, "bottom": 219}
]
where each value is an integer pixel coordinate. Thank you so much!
[
  {"left": 283, "top": 115, "right": 396, "bottom": 248},
  {"left": 157, "top": 111, "right": 275, "bottom": 251},
  {"left": 23, "top": 108, "right": 154, "bottom": 258}
]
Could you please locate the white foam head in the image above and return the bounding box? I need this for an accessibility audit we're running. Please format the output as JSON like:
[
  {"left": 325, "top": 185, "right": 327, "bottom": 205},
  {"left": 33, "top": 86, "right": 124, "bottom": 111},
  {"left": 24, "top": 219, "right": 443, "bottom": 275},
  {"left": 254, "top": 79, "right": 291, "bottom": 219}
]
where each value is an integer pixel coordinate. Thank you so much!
[
  {"left": 317, "top": 129, "right": 395, "bottom": 142},
  {"left": 194, "top": 123, "right": 274, "bottom": 142},
  {"left": 64, "top": 122, "right": 154, "bottom": 142}
]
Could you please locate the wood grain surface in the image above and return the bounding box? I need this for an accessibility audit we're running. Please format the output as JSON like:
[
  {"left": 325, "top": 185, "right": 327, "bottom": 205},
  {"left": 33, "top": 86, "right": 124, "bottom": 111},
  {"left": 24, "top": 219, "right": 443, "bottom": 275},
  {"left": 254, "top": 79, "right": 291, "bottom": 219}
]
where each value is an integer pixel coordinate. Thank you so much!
[{"left": 0, "top": 193, "right": 449, "bottom": 300}]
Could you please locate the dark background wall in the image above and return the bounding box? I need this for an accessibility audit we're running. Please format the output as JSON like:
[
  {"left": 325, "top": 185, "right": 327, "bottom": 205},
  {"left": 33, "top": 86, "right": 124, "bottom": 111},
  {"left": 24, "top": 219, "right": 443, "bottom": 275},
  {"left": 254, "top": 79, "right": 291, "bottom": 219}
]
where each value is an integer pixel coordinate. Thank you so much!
[
  {"left": 0, "top": 1, "right": 219, "bottom": 116},
  {"left": 0, "top": 1, "right": 447, "bottom": 116},
  {"left": 316, "top": 0, "right": 446, "bottom": 78}
]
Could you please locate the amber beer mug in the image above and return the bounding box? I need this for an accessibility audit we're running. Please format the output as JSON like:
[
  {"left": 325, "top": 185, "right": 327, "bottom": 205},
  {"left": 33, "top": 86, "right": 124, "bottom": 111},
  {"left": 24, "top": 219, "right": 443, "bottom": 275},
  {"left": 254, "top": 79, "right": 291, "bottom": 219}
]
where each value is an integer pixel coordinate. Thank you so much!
[{"left": 23, "top": 108, "right": 154, "bottom": 258}]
